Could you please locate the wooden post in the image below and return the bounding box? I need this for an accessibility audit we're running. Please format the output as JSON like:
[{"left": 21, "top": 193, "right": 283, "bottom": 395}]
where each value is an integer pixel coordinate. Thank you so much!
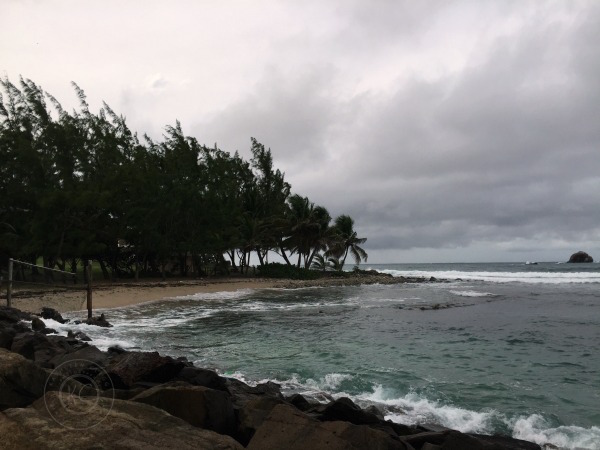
[
  {"left": 86, "top": 260, "right": 92, "bottom": 319},
  {"left": 7, "top": 259, "right": 13, "bottom": 308}
]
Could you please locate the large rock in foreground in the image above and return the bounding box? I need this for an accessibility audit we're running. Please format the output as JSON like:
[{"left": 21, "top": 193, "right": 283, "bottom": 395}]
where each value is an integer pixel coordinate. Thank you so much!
[
  {"left": 1, "top": 392, "right": 243, "bottom": 450},
  {"left": 133, "top": 384, "right": 236, "bottom": 435},
  {"left": 568, "top": 251, "right": 593, "bottom": 263},
  {"left": 247, "top": 403, "right": 409, "bottom": 450},
  {"left": 98, "top": 351, "right": 186, "bottom": 388},
  {"left": 0, "top": 348, "right": 91, "bottom": 410},
  {"left": 0, "top": 349, "right": 50, "bottom": 409}
]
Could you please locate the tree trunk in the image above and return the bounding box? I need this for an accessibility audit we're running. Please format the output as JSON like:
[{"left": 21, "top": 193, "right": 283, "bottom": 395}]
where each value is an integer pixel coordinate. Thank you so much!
[
  {"left": 227, "top": 251, "right": 238, "bottom": 271},
  {"left": 58, "top": 258, "right": 67, "bottom": 283},
  {"left": 278, "top": 244, "right": 292, "bottom": 266},
  {"left": 256, "top": 248, "right": 265, "bottom": 266},
  {"left": 83, "top": 259, "right": 89, "bottom": 284},
  {"left": 42, "top": 256, "right": 54, "bottom": 283},
  {"left": 340, "top": 247, "right": 349, "bottom": 268},
  {"left": 30, "top": 256, "right": 39, "bottom": 282},
  {"left": 306, "top": 248, "right": 319, "bottom": 269},
  {"left": 70, "top": 258, "right": 77, "bottom": 284},
  {"left": 98, "top": 259, "right": 110, "bottom": 280}
]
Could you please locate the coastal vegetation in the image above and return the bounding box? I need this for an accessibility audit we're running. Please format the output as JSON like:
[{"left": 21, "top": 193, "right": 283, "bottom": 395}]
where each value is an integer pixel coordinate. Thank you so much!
[{"left": 0, "top": 77, "right": 367, "bottom": 280}]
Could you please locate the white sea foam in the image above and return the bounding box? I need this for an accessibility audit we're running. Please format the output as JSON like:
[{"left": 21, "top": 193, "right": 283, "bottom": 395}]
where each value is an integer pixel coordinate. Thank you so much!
[
  {"left": 355, "top": 387, "right": 600, "bottom": 449},
  {"left": 511, "top": 414, "right": 600, "bottom": 449},
  {"left": 352, "top": 385, "right": 494, "bottom": 434},
  {"left": 379, "top": 269, "right": 600, "bottom": 284},
  {"left": 450, "top": 290, "right": 497, "bottom": 297},
  {"left": 219, "top": 371, "right": 598, "bottom": 449},
  {"left": 305, "top": 373, "right": 354, "bottom": 391},
  {"left": 39, "top": 317, "right": 135, "bottom": 351},
  {"left": 170, "top": 288, "right": 256, "bottom": 301}
]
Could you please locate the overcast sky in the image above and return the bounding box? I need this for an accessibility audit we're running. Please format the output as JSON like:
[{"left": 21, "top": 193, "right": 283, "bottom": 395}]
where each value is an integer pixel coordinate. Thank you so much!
[{"left": 3, "top": 0, "right": 599, "bottom": 263}]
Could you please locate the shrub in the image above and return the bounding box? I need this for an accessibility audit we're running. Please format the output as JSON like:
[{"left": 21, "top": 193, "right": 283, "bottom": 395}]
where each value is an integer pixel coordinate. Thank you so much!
[{"left": 257, "top": 263, "right": 321, "bottom": 280}]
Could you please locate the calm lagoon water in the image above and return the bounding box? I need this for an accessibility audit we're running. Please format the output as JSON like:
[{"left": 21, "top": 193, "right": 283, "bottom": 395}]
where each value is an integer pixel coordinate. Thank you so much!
[{"left": 49, "top": 262, "right": 600, "bottom": 449}]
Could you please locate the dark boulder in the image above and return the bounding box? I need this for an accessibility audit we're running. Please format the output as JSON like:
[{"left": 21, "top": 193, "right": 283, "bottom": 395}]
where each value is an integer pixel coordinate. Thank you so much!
[
  {"left": 0, "top": 306, "right": 32, "bottom": 323},
  {"left": 98, "top": 351, "right": 185, "bottom": 389},
  {"left": 40, "top": 307, "right": 67, "bottom": 324},
  {"left": 107, "top": 345, "right": 127, "bottom": 355},
  {"left": 311, "top": 397, "right": 380, "bottom": 426},
  {"left": 10, "top": 332, "right": 61, "bottom": 364},
  {"left": 236, "top": 396, "right": 286, "bottom": 445},
  {"left": 253, "top": 380, "right": 282, "bottom": 396},
  {"left": 401, "top": 430, "right": 541, "bottom": 450},
  {"left": 10, "top": 331, "right": 98, "bottom": 368},
  {"left": 568, "top": 251, "right": 593, "bottom": 263},
  {"left": 47, "top": 345, "right": 108, "bottom": 376},
  {"left": 286, "top": 393, "right": 312, "bottom": 411},
  {"left": 85, "top": 313, "right": 112, "bottom": 327},
  {"left": 67, "top": 330, "right": 92, "bottom": 341},
  {"left": 31, "top": 317, "right": 56, "bottom": 335},
  {"left": 0, "top": 348, "right": 89, "bottom": 410},
  {"left": 311, "top": 397, "right": 419, "bottom": 440},
  {"left": 0, "top": 348, "right": 50, "bottom": 409},
  {"left": 364, "top": 405, "right": 385, "bottom": 420},
  {"left": 0, "top": 320, "right": 28, "bottom": 349},
  {"left": 247, "top": 403, "right": 409, "bottom": 450},
  {"left": 133, "top": 385, "right": 237, "bottom": 436},
  {"left": 225, "top": 378, "right": 283, "bottom": 409},
  {"left": 175, "top": 366, "right": 228, "bottom": 391},
  {"left": 1, "top": 391, "right": 244, "bottom": 449},
  {"left": 470, "top": 432, "right": 542, "bottom": 449}
]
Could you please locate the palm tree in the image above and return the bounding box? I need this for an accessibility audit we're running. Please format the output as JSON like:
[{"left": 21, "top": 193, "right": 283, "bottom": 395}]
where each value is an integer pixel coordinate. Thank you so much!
[
  {"left": 310, "top": 253, "right": 328, "bottom": 272},
  {"left": 329, "top": 215, "right": 368, "bottom": 267},
  {"left": 284, "top": 195, "right": 332, "bottom": 268}
]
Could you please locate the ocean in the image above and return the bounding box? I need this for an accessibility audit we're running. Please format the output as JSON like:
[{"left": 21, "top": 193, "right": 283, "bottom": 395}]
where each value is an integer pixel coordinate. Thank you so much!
[{"left": 48, "top": 262, "right": 600, "bottom": 449}]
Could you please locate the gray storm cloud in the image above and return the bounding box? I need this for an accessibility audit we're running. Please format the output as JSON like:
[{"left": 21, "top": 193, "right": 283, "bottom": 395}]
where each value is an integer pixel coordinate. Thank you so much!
[{"left": 3, "top": 0, "right": 599, "bottom": 262}]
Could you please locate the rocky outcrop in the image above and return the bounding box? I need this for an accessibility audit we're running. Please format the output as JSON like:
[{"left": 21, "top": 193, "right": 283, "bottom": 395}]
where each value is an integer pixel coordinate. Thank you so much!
[
  {"left": 0, "top": 349, "right": 51, "bottom": 409},
  {"left": 0, "top": 306, "right": 33, "bottom": 323},
  {"left": 40, "top": 307, "right": 67, "bottom": 324},
  {"left": 568, "top": 251, "right": 594, "bottom": 263},
  {"left": 67, "top": 329, "right": 91, "bottom": 341},
  {"left": 1, "top": 392, "right": 243, "bottom": 450},
  {"left": 98, "top": 350, "right": 186, "bottom": 389},
  {"left": 175, "top": 366, "right": 229, "bottom": 391},
  {"left": 236, "top": 395, "right": 286, "bottom": 444},
  {"left": 246, "top": 403, "right": 409, "bottom": 450},
  {"left": 31, "top": 317, "right": 56, "bottom": 335},
  {"left": 0, "top": 306, "right": 542, "bottom": 449},
  {"left": 85, "top": 312, "right": 113, "bottom": 327},
  {"left": 133, "top": 384, "right": 236, "bottom": 435}
]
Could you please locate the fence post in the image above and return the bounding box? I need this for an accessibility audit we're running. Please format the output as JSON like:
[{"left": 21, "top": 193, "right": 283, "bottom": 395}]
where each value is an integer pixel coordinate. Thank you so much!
[
  {"left": 86, "top": 260, "right": 93, "bottom": 319},
  {"left": 7, "top": 259, "right": 13, "bottom": 308}
]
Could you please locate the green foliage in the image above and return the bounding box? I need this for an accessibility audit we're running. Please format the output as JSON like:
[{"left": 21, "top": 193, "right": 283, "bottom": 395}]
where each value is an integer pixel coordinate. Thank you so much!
[
  {"left": 257, "top": 263, "right": 320, "bottom": 280},
  {"left": 0, "top": 77, "right": 368, "bottom": 279}
]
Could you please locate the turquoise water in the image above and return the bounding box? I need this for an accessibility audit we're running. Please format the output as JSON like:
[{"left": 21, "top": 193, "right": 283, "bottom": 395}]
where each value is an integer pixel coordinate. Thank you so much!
[{"left": 51, "top": 262, "right": 600, "bottom": 449}]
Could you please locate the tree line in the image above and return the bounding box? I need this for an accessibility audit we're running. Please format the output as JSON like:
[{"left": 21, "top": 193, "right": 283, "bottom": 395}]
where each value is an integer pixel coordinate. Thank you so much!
[{"left": 0, "top": 77, "right": 367, "bottom": 280}]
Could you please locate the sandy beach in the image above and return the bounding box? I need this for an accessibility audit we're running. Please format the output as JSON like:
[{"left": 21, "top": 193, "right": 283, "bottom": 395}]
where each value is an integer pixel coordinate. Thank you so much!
[
  {"left": 5, "top": 271, "right": 417, "bottom": 316},
  {"left": 8, "top": 278, "right": 283, "bottom": 314}
]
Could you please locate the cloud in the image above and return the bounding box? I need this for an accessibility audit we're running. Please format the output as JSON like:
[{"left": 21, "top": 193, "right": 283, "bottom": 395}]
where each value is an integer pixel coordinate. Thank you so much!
[{"left": 2, "top": 0, "right": 599, "bottom": 261}]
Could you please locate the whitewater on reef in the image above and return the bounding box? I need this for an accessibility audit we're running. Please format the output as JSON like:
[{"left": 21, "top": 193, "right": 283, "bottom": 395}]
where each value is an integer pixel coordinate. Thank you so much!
[{"left": 46, "top": 262, "right": 600, "bottom": 449}]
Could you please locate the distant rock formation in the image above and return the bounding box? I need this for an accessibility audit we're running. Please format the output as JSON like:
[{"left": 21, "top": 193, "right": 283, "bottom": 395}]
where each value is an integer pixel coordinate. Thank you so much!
[{"left": 568, "top": 251, "right": 593, "bottom": 263}]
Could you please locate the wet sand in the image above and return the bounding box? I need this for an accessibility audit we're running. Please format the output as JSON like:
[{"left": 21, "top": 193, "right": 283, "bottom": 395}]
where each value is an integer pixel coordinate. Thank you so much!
[
  {"left": 7, "top": 272, "right": 417, "bottom": 315},
  {"left": 9, "top": 278, "right": 282, "bottom": 314}
]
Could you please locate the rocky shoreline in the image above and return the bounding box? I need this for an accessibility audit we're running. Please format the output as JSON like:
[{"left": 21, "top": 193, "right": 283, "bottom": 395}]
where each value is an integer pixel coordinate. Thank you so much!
[
  {"left": 0, "top": 305, "right": 541, "bottom": 449},
  {"left": 274, "top": 270, "right": 441, "bottom": 289}
]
